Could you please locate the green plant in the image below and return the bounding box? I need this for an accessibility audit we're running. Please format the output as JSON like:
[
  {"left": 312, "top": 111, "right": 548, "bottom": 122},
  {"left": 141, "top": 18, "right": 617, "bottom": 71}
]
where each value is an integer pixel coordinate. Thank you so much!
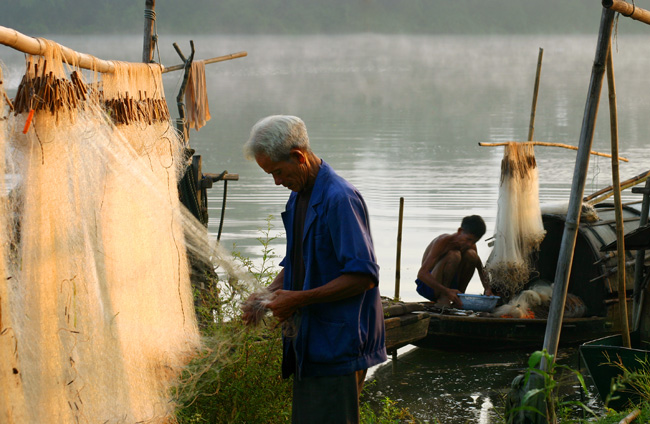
[
  {"left": 360, "top": 396, "right": 423, "bottom": 424},
  {"left": 504, "top": 349, "right": 595, "bottom": 424},
  {"left": 603, "top": 353, "right": 650, "bottom": 409},
  {"left": 174, "top": 216, "right": 292, "bottom": 423}
]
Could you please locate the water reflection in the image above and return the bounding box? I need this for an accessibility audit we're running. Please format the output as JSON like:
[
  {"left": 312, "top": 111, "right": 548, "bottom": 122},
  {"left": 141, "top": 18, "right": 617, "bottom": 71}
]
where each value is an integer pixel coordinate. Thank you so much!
[
  {"left": 367, "top": 346, "right": 595, "bottom": 423},
  {"left": 4, "top": 35, "right": 650, "bottom": 300}
]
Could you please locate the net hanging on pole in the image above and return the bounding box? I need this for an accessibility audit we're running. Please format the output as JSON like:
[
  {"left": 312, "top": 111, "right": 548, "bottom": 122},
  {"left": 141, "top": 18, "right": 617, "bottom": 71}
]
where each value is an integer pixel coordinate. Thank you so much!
[
  {"left": 0, "top": 39, "right": 202, "bottom": 423},
  {"left": 486, "top": 142, "right": 546, "bottom": 299}
]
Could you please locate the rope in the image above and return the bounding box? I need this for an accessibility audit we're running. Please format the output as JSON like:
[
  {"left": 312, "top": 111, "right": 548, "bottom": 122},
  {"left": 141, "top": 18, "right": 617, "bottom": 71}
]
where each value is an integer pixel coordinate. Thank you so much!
[
  {"left": 143, "top": 9, "right": 161, "bottom": 64},
  {"left": 623, "top": 0, "right": 636, "bottom": 17}
]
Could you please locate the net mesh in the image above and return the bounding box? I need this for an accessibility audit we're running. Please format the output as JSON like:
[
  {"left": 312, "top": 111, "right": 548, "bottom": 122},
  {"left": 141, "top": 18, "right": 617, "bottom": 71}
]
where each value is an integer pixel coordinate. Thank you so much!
[
  {"left": 486, "top": 142, "right": 546, "bottom": 299},
  {"left": 1, "top": 40, "right": 203, "bottom": 423}
]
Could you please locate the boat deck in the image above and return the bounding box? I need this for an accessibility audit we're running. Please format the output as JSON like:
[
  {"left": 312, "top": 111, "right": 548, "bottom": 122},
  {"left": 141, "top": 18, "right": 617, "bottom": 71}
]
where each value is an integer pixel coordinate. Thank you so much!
[{"left": 383, "top": 299, "right": 616, "bottom": 352}]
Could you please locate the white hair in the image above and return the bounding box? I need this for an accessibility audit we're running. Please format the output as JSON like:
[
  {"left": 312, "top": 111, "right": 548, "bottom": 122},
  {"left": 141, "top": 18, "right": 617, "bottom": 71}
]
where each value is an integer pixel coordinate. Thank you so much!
[{"left": 243, "top": 115, "right": 311, "bottom": 162}]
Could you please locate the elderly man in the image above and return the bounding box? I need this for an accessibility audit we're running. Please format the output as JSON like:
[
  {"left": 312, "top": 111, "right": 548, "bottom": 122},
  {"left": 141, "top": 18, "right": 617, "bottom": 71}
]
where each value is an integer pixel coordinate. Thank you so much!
[
  {"left": 242, "top": 115, "right": 387, "bottom": 424},
  {"left": 416, "top": 215, "right": 492, "bottom": 307}
]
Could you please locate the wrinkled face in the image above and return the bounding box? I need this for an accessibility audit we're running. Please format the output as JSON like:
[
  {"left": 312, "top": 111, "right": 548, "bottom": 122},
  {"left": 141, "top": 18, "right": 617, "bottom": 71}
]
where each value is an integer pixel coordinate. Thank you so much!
[{"left": 255, "top": 152, "right": 308, "bottom": 192}]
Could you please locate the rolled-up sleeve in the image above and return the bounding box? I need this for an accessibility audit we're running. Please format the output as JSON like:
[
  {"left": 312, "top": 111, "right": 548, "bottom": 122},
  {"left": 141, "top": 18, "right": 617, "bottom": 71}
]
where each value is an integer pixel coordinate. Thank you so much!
[{"left": 327, "top": 194, "right": 380, "bottom": 284}]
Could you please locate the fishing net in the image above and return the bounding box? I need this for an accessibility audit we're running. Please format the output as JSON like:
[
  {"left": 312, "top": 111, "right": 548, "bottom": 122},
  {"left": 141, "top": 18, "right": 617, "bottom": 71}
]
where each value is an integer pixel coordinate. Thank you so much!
[
  {"left": 0, "top": 64, "right": 29, "bottom": 424},
  {"left": 486, "top": 142, "right": 546, "bottom": 299},
  {"left": 185, "top": 60, "right": 211, "bottom": 131},
  {"left": 0, "top": 40, "right": 203, "bottom": 423}
]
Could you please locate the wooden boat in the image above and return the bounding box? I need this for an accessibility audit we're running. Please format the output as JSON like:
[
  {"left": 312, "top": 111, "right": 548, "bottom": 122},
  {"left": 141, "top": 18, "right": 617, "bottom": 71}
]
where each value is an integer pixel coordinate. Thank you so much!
[
  {"left": 383, "top": 203, "right": 647, "bottom": 352},
  {"left": 382, "top": 301, "right": 618, "bottom": 352},
  {"left": 383, "top": 301, "right": 430, "bottom": 351}
]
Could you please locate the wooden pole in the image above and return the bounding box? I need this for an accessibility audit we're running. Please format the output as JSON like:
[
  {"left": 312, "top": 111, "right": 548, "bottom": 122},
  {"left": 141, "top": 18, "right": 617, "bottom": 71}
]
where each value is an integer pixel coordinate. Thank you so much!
[
  {"left": 478, "top": 141, "right": 627, "bottom": 162},
  {"left": 606, "top": 39, "right": 631, "bottom": 348},
  {"left": 162, "top": 51, "right": 248, "bottom": 73},
  {"left": 528, "top": 48, "right": 544, "bottom": 142},
  {"left": 142, "top": 0, "right": 156, "bottom": 63},
  {"left": 0, "top": 25, "right": 116, "bottom": 73},
  {"left": 603, "top": 0, "right": 650, "bottom": 25},
  {"left": 618, "top": 408, "right": 641, "bottom": 424},
  {"left": 0, "top": 25, "right": 245, "bottom": 76},
  {"left": 584, "top": 169, "right": 650, "bottom": 203},
  {"left": 394, "top": 197, "right": 404, "bottom": 300},
  {"left": 541, "top": 6, "right": 616, "bottom": 368}
]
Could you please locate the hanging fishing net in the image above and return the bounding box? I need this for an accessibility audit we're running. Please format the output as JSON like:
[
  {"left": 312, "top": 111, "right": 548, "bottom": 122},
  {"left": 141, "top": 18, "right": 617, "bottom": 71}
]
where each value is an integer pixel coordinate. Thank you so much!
[
  {"left": 0, "top": 40, "right": 203, "bottom": 423},
  {"left": 486, "top": 142, "right": 546, "bottom": 299},
  {"left": 0, "top": 64, "right": 30, "bottom": 424}
]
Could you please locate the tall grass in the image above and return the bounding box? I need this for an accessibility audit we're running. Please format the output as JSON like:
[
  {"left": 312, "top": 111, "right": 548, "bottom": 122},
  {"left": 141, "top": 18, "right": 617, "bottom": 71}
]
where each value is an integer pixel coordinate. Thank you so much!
[{"left": 173, "top": 217, "right": 293, "bottom": 423}]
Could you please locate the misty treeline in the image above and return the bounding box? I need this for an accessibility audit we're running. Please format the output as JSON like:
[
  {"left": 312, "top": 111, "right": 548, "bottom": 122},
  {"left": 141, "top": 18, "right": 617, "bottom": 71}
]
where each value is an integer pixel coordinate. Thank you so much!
[{"left": 0, "top": 0, "right": 642, "bottom": 36}]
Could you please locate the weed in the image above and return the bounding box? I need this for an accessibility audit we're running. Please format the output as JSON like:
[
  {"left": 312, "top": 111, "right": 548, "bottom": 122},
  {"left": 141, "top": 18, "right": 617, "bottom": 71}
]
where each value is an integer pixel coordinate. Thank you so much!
[{"left": 504, "top": 349, "right": 596, "bottom": 424}]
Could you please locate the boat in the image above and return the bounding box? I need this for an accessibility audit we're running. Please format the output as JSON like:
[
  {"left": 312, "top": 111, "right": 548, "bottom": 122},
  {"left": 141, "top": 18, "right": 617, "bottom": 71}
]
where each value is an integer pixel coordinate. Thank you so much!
[
  {"left": 580, "top": 332, "right": 650, "bottom": 411},
  {"left": 383, "top": 202, "right": 647, "bottom": 352},
  {"left": 383, "top": 301, "right": 618, "bottom": 352},
  {"left": 383, "top": 300, "right": 430, "bottom": 351}
]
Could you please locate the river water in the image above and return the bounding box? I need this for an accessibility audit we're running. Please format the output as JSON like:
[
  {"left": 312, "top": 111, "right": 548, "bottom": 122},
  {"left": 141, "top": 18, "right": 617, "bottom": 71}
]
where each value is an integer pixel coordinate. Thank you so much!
[{"left": 2, "top": 32, "right": 649, "bottom": 422}]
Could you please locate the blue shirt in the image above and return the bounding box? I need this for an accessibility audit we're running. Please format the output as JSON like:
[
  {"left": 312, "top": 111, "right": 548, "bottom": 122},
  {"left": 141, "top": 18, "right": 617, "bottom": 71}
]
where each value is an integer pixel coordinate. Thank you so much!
[{"left": 279, "top": 161, "right": 387, "bottom": 378}]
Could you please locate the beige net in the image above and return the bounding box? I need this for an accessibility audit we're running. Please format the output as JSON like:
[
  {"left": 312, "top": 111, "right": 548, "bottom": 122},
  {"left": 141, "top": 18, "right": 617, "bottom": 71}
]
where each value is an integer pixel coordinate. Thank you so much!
[
  {"left": 486, "top": 142, "right": 546, "bottom": 299},
  {"left": 185, "top": 60, "right": 211, "bottom": 131},
  {"left": 1, "top": 64, "right": 29, "bottom": 424},
  {"left": 1, "top": 41, "right": 202, "bottom": 423}
]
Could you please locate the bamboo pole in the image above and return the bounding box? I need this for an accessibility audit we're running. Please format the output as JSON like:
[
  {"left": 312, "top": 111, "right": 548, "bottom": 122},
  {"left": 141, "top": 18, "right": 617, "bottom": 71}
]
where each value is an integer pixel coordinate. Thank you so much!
[
  {"left": 606, "top": 39, "right": 631, "bottom": 348},
  {"left": 618, "top": 408, "right": 641, "bottom": 424},
  {"left": 0, "top": 25, "right": 116, "bottom": 73},
  {"left": 142, "top": 0, "right": 156, "bottom": 63},
  {"left": 478, "top": 141, "right": 628, "bottom": 162},
  {"left": 0, "top": 25, "right": 246, "bottom": 75},
  {"left": 161, "top": 51, "right": 248, "bottom": 73},
  {"left": 584, "top": 169, "right": 650, "bottom": 203},
  {"left": 394, "top": 197, "right": 404, "bottom": 301},
  {"left": 603, "top": 0, "right": 650, "bottom": 25},
  {"left": 528, "top": 48, "right": 544, "bottom": 142},
  {"left": 541, "top": 7, "right": 616, "bottom": 368}
]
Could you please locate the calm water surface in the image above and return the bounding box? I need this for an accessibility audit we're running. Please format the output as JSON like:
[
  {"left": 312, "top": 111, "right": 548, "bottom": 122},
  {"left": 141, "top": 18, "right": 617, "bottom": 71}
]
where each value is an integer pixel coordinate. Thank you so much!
[{"left": 2, "top": 32, "right": 648, "bottom": 422}]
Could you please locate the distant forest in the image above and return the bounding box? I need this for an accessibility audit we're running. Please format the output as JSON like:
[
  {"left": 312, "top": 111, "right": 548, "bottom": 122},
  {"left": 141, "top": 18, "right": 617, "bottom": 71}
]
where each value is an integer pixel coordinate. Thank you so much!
[{"left": 0, "top": 0, "right": 644, "bottom": 36}]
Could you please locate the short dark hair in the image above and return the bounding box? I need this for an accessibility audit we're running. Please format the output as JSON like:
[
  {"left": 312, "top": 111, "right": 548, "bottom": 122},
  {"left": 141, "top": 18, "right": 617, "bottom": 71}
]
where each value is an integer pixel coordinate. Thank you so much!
[{"left": 461, "top": 215, "right": 486, "bottom": 239}]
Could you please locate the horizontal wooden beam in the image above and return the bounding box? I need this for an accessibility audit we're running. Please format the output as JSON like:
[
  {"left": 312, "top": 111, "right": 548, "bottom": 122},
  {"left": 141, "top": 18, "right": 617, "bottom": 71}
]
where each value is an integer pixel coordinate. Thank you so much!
[
  {"left": 603, "top": 0, "right": 650, "bottom": 25},
  {"left": 478, "top": 141, "right": 628, "bottom": 162},
  {"left": 161, "top": 51, "right": 247, "bottom": 73},
  {"left": 0, "top": 25, "right": 246, "bottom": 75},
  {"left": 0, "top": 25, "right": 116, "bottom": 73}
]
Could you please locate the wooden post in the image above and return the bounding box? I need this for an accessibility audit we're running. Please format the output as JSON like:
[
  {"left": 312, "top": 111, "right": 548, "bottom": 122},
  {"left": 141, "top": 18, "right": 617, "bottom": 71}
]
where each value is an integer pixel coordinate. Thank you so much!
[
  {"left": 541, "top": 7, "right": 616, "bottom": 368},
  {"left": 606, "top": 39, "right": 631, "bottom": 348},
  {"left": 142, "top": 0, "right": 156, "bottom": 63},
  {"left": 528, "top": 48, "right": 544, "bottom": 142},
  {"left": 394, "top": 197, "right": 404, "bottom": 301}
]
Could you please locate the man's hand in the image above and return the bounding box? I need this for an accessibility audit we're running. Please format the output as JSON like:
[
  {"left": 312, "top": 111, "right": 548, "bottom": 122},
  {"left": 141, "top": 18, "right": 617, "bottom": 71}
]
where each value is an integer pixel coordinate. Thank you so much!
[
  {"left": 266, "top": 289, "right": 303, "bottom": 322},
  {"left": 241, "top": 290, "right": 270, "bottom": 325},
  {"left": 446, "top": 288, "right": 463, "bottom": 308}
]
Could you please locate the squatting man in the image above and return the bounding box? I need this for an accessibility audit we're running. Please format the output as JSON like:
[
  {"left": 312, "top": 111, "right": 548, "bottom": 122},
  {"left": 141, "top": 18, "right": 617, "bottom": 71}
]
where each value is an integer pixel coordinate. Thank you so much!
[{"left": 415, "top": 215, "right": 493, "bottom": 307}]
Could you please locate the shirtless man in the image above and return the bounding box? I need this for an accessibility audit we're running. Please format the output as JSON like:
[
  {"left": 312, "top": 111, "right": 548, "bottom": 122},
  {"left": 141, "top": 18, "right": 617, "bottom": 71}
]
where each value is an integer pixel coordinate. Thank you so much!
[{"left": 415, "top": 215, "right": 492, "bottom": 307}]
